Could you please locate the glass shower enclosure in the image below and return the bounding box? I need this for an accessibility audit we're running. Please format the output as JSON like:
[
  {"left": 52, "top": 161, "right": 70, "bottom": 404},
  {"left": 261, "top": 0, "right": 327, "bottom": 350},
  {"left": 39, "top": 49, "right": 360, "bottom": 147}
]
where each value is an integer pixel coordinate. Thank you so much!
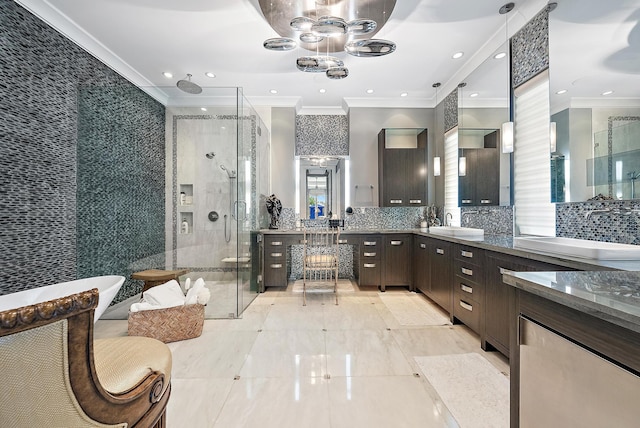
[{"left": 166, "top": 87, "right": 269, "bottom": 318}]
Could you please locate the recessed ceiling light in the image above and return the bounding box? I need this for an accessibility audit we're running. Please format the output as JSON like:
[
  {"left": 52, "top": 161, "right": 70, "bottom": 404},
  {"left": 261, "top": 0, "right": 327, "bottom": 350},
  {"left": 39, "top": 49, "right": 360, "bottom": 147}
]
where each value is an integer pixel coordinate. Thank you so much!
[
  {"left": 366, "top": 89, "right": 374, "bottom": 94},
  {"left": 200, "top": 107, "right": 207, "bottom": 111},
  {"left": 270, "top": 89, "right": 278, "bottom": 94},
  {"left": 602, "top": 90, "right": 614, "bottom": 96},
  {"left": 162, "top": 72, "right": 173, "bottom": 78},
  {"left": 205, "top": 72, "right": 216, "bottom": 78},
  {"left": 400, "top": 92, "right": 408, "bottom": 97},
  {"left": 494, "top": 52, "right": 506, "bottom": 59},
  {"left": 319, "top": 88, "right": 326, "bottom": 93},
  {"left": 452, "top": 52, "right": 464, "bottom": 59},
  {"left": 556, "top": 89, "right": 568, "bottom": 95},
  {"left": 469, "top": 92, "right": 479, "bottom": 97}
]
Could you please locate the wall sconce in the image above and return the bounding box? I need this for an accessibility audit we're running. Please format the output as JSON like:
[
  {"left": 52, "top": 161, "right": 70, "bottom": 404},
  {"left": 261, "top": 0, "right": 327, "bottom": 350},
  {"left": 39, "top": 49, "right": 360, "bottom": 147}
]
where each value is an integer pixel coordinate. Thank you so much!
[
  {"left": 433, "top": 156, "right": 441, "bottom": 176},
  {"left": 549, "top": 121, "right": 557, "bottom": 152},
  {"left": 501, "top": 121, "right": 514, "bottom": 153},
  {"left": 458, "top": 154, "right": 467, "bottom": 176}
]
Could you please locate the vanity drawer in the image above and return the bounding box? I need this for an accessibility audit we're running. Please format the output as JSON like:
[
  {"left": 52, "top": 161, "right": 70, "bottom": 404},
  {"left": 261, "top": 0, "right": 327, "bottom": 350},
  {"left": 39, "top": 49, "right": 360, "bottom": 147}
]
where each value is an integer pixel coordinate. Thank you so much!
[
  {"left": 264, "top": 261, "right": 287, "bottom": 287},
  {"left": 453, "top": 292, "right": 481, "bottom": 334},
  {"left": 360, "top": 236, "right": 381, "bottom": 259},
  {"left": 359, "top": 260, "right": 381, "bottom": 286}
]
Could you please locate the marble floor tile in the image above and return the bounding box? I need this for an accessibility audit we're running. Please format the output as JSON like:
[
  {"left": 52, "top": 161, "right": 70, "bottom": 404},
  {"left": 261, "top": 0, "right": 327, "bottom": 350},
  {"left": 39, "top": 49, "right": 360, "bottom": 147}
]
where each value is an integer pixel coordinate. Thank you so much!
[
  {"left": 323, "top": 301, "right": 388, "bottom": 330},
  {"left": 168, "top": 330, "right": 258, "bottom": 379},
  {"left": 240, "top": 330, "right": 328, "bottom": 378},
  {"left": 328, "top": 376, "right": 458, "bottom": 428},
  {"left": 261, "top": 303, "right": 325, "bottom": 330},
  {"left": 166, "top": 378, "right": 234, "bottom": 428},
  {"left": 213, "top": 377, "right": 331, "bottom": 428},
  {"left": 325, "top": 329, "right": 414, "bottom": 377},
  {"left": 202, "top": 304, "right": 271, "bottom": 332}
]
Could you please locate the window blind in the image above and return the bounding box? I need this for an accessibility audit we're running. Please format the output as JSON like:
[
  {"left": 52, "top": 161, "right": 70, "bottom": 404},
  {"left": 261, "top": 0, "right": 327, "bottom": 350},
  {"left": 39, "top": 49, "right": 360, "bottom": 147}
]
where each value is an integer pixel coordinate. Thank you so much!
[{"left": 514, "top": 72, "right": 556, "bottom": 236}]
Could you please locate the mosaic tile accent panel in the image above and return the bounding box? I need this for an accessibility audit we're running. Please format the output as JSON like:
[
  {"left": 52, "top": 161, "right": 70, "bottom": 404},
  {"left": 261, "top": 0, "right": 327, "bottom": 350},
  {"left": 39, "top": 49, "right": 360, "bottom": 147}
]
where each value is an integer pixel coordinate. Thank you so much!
[
  {"left": 461, "top": 206, "right": 513, "bottom": 236},
  {"left": 556, "top": 201, "right": 640, "bottom": 245},
  {"left": 444, "top": 89, "right": 458, "bottom": 132},
  {"left": 77, "top": 87, "right": 165, "bottom": 304},
  {"left": 511, "top": 7, "right": 549, "bottom": 88},
  {"left": 0, "top": 1, "right": 165, "bottom": 301},
  {"left": 343, "top": 206, "right": 427, "bottom": 230},
  {"left": 290, "top": 244, "right": 354, "bottom": 280},
  {"left": 295, "top": 115, "right": 349, "bottom": 156}
]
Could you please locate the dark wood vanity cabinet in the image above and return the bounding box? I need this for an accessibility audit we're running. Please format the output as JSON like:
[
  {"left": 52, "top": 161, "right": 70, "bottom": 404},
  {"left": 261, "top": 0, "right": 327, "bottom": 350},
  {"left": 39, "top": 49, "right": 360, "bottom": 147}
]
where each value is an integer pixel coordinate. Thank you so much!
[
  {"left": 413, "top": 236, "right": 431, "bottom": 294},
  {"left": 383, "top": 234, "right": 412, "bottom": 289},
  {"left": 263, "top": 235, "right": 288, "bottom": 287},
  {"left": 452, "top": 244, "right": 485, "bottom": 334},
  {"left": 378, "top": 129, "right": 427, "bottom": 207},
  {"left": 358, "top": 235, "right": 382, "bottom": 286},
  {"left": 427, "top": 239, "right": 453, "bottom": 313},
  {"left": 483, "top": 252, "right": 576, "bottom": 357},
  {"left": 458, "top": 147, "right": 499, "bottom": 206}
]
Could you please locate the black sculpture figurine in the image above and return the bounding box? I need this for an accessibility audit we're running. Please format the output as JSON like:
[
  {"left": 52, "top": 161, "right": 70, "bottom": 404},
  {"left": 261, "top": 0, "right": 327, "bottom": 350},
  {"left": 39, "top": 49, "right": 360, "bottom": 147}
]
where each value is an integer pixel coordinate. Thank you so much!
[{"left": 266, "top": 194, "right": 282, "bottom": 229}]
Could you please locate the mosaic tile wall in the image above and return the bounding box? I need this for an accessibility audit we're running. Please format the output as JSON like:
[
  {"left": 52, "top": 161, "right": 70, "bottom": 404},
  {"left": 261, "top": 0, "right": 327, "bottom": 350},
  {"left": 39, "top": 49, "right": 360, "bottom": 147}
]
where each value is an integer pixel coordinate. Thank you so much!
[
  {"left": 77, "top": 87, "right": 165, "bottom": 303},
  {"left": 556, "top": 201, "right": 640, "bottom": 245},
  {"left": 0, "top": 2, "right": 166, "bottom": 300},
  {"left": 444, "top": 89, "right": 459, "bottom": 132},
  {"left": 511, "top": 6, "right": 549, "bottom": 88},
  {"left": 295, "top": 115, "right": 349, "bottom": 156},
  {"left": 460, "top": 206, "right": 513, "bottom": 235}
]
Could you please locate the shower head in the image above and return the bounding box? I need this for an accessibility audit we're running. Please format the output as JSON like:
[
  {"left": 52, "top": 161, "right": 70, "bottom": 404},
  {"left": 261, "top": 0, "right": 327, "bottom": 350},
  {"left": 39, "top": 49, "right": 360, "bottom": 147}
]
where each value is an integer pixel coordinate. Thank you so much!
[
  {"left": 205, "top": 152, "right": 216, "bottom": 159},
  {"left": 176, "top": 74, "right": 202, "bottom": 94},
  {"left": 220, "top": 165, "right": 237, "bottom": 179}
]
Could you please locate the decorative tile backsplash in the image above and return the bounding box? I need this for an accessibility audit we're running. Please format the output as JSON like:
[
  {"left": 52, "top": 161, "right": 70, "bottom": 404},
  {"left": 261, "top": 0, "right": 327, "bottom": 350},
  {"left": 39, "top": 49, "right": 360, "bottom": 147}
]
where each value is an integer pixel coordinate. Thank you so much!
[
  {"left": 511, "top": 6, "right": 549, "bottom": 88},
  {"left": 461, "top": 206, "right": 513, "bottom": 235},
  {"left": 556, "top": 201, "right": 640, "bottom": 245},
  {"left": 0, "top": 2, "right": 165, "bottom": 301},
  {"left": 295, "top": 115, "right": 349, "bottom": 156},
  {"left": 444, "top": 89, "right": 458, "bottom": 132}
]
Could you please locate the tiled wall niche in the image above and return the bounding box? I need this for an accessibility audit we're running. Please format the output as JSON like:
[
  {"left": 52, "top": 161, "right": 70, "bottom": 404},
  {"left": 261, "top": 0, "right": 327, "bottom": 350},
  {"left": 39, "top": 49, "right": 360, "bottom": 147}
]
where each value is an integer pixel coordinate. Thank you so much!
[{"left": 0, "top": 2, "right": 166, "bottom": 301}]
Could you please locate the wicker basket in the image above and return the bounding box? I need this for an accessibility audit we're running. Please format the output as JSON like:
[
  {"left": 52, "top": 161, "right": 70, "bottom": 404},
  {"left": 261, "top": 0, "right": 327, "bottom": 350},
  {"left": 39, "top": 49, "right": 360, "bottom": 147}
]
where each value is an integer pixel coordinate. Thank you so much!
[{"left": 128, "top": 304, "right": 205, "bottom": 343}]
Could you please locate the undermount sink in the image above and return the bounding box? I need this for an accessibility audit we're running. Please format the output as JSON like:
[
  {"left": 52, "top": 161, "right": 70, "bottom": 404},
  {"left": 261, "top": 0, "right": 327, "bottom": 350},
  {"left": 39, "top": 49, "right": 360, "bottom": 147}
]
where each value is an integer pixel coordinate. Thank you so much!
[
  {"left": 513, "top": 236, "right": 640, "bottom": 260},
  {"left": 429, "top": 226, "right": 484, "bottom": 240}
]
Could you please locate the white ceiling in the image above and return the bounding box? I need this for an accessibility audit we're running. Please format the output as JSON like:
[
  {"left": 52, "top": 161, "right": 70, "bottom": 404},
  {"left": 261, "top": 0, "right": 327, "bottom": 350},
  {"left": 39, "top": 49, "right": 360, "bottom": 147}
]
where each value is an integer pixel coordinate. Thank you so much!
[{"left": 16, "top": 0, "right": 638, "bottom": 112}]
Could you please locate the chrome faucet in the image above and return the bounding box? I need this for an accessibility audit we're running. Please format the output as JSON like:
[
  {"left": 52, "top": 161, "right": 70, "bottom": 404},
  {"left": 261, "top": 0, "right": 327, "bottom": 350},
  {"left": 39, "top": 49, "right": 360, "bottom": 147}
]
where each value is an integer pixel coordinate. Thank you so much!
[
  {"left": 461, "top": 210, "right": 478, "bottom": 225},
  {"left": 445, "top": 212, "right": 453, "bottom": 226}
]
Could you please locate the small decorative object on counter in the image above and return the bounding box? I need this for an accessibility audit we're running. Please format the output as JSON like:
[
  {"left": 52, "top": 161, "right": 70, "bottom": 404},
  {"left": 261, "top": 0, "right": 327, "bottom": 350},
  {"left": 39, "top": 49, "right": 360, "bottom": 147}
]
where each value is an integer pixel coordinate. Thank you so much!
[
  {"left": 180, "top": 191, "right": 186, "bottom": 205},
  {"left": 266, "top": 194, "right": 282, "bottom": 229},
  {"left": 427, "top": 205, "right": 441, "bottom": 227}
]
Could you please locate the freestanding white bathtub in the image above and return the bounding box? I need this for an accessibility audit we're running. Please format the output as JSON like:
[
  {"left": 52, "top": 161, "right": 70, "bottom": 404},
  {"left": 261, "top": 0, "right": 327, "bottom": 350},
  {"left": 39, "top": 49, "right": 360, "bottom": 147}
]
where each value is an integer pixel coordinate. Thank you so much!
[{"left": 0, "top": 275, "right": 125, "bottom": 322}]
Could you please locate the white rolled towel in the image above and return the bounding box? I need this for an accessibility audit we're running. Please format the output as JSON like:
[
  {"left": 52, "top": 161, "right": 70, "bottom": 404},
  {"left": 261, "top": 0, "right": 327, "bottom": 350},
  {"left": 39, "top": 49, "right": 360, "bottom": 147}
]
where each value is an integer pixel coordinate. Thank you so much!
[
  {"left": 143, "top": 279, "right": 186, "bottom": 306},
  {"left": 185, "top": 277, "right": 205, "bottom": 305},
  {"left": 130, "top": 300, "right": 184, "bottom": 312},
  {"left": 196, "top": 287, "right": 211, "bottom": 305}
]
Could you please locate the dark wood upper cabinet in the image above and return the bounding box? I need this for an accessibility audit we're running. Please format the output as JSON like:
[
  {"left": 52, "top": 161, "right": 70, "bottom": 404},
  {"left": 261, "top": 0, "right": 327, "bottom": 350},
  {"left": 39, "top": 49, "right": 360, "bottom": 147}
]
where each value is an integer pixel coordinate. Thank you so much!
[
  {"left": 378, "top": 129, "right": 427, "bottom": 207},
  {"left": 458, "top": 129, "right": 500, "bottom": 207}
]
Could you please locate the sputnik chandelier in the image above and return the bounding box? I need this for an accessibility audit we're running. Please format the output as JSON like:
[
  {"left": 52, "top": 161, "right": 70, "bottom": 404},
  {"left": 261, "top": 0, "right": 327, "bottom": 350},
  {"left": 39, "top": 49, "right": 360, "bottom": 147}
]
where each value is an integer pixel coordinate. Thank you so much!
[{"left": 261, "top": 0, "right": 397, "bottom": 80}]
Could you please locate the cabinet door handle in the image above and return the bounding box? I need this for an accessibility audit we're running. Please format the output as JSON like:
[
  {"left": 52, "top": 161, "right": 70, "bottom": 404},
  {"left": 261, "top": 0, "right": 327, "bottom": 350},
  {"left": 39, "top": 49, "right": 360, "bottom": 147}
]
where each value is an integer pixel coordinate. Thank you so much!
[
  {"left": 270, "top": 252, "right": 283, "bottom": 257},
  {"left": 460, "top": 284, "right": 473, "bottom": 294},
  {"left": 270, "top": 241, "right": 283, "bottom": 246},
  {"left": 461, "top": 267, "right": 473, "bottom": 276},
  {"left": 436, "top": 248, "right": 445, "bottom": 255},
  {"left": 461, "top": 250, "right": 473, "bottom": 258},
  {"left": 270, "top": 264, "right": 283, "bottom": 269},
  {"left": 363, "top": 263, "right": 376, "bottom": 268},
  {"left": 390, "top": 240, "right": 402, "bottom": 246},
  {"left": 390, "top": 199, "right": 403, "bottom": 204},
  {"left": 499, "top": 266, "right": 514, "bottom": 275},
  {"left": 461, "top": 199, "right": 472, "bottom": 204},
  {"left": 459, "top": 300, "right": 473, "bottom": 312},
  {"left": 409, "top": 199, "right": 422, "bottom": 204},
  {"left": 420, "top": 243, "right": 427, "bottom": 249},
  {"left": 338, "top": 239, "right": 348, "bottom": 244},
  {"left": 363, "top": 241, "right": 377, "bottom": 246},
  {"left": 480, "top": 199, "right": 492, "bottom": 204},
  {"left": 363, "top": 252, "right": 377, "bottom": 257}
]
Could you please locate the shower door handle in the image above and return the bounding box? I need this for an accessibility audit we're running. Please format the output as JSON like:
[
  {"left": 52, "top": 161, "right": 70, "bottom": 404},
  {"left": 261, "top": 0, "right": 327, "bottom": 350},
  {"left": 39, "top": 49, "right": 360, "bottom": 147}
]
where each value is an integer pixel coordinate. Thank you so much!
[{"left": 234, "top": 201, "right": 248, "bottom": 221}]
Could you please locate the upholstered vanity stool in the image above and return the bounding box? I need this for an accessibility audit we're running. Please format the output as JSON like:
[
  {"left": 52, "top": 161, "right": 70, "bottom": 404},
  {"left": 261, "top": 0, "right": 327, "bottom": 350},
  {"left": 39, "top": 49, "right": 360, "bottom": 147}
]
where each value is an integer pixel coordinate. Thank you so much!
[
  {"left": 132, "top": 268, "right": 188, "bottom": 292},
  {"left": 0, "top": 288, "right": 172, "bottom": 427}
]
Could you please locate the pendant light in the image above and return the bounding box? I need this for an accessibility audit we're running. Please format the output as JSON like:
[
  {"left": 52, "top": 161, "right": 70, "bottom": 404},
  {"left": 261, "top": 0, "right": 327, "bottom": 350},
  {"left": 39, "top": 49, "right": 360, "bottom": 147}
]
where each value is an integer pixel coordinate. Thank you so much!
[
  {"left": 500, "top": 3, "right": 515, "bottom": 153},
  {"left": 432, "top": 82, "right": 442, "bottom": 176}
]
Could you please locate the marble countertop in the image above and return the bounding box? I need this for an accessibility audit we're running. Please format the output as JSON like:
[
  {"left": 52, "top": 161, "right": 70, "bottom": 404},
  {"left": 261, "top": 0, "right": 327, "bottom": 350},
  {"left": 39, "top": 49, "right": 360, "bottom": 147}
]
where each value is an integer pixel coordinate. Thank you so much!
[
  {"left": 260, "top": 228, "right": 640, "bottom": 272},
  {"left": 503, "top": 270, "right": 640, "bottom": 334}
]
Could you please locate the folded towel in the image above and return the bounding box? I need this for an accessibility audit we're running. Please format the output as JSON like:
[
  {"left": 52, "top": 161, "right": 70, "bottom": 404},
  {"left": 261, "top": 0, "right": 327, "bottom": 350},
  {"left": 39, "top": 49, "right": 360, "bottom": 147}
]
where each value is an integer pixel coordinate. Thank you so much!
[
  {"left": 130, "top": 300, "right": 184, "bottom": 312},
  {"left": 143, "top": 280, "right": 186, "bottom": 306},
  {"left": 185, "top": 277, "right": 205, "bottom": 305},
  {"left": 196, "top": 287, "right": 211, "bottom": 305}
]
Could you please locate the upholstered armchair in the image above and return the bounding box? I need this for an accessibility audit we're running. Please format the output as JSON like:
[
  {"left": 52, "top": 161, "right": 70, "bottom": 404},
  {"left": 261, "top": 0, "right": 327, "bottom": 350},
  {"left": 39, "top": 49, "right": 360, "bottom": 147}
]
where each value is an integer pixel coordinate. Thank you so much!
[{"left": 0, "top": 288, "right": 172, "bottom": 428}]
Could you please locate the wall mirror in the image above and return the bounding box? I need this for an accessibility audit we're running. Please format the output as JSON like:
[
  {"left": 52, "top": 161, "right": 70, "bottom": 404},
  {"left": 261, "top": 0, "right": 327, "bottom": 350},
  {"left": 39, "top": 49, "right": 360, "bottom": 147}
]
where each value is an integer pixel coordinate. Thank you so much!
[
  {"left": 457, "top": 41, "right": 512, "bottom": 206},
  {"left": 549, "top": 0, "right": 640, "bottom": 202},
  {"left": 298, "top": 157, "right": 345, "bottom": 219}
]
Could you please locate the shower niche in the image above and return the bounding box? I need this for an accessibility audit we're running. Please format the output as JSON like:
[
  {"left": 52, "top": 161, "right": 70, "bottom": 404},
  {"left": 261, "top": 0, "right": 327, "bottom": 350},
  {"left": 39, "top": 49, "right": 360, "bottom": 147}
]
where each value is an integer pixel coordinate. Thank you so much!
[{"left": 179, "top": 184, "right": 194, "bottom": 206}]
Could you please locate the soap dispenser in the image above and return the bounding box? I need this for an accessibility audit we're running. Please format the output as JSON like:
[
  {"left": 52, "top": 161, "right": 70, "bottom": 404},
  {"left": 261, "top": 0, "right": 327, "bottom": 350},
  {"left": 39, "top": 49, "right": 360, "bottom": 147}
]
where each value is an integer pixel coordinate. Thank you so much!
[{"left": 181, "top": 218, "right": 189, "bottom": 234}]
